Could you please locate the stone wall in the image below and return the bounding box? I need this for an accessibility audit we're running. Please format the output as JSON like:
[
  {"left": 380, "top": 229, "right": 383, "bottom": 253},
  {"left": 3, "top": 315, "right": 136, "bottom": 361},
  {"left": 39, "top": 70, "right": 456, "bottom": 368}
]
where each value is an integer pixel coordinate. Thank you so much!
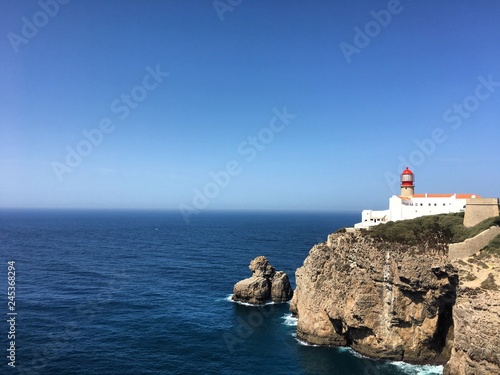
[
  {"left": 448, "top": 226, "right": 500, "bottom": 260},
  {"left": 464, "top": 198, "right": 499, "bottom": 227}
]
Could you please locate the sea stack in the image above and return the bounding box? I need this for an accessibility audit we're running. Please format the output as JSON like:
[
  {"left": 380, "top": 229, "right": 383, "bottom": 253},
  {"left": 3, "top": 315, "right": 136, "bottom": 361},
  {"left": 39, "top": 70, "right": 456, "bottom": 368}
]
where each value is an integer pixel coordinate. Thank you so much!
[{"left": 233, "top": 256, "right": 293, "bottom": 304}]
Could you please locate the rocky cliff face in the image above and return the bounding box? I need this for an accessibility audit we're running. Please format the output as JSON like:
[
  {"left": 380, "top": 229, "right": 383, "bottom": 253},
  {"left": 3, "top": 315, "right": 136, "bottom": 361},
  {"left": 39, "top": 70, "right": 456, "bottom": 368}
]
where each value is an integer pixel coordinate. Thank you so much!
[
  {"left": 444, "top": 255, "right": 500, "bottom": 374},
  {"left": 290, "top": 231, "right": 457, "bottom": 364}
]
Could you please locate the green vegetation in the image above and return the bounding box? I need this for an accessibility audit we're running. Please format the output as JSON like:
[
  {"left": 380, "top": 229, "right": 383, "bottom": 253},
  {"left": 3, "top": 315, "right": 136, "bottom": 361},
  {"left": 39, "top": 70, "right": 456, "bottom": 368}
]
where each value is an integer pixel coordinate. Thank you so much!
[
  {"left": 456, "top": 259, "right": 468, "bottom": 266},
  {"left": 480, "top": 273, "right": 499, "bottom": 291},
  {"left": 365, "top": 213, "right": 500, "bottom": 247},
  {"left": 462, "top": 272, "right": 477, "bottom": 282},
  {"left": 365, "top": 213, "right": 462, "bottom": 246},
  {"left": 481, "top": 234, "right": 500, "bottom": 256},
  {"left": 466, "top": 216, "right": 500, "bottom": 238}
]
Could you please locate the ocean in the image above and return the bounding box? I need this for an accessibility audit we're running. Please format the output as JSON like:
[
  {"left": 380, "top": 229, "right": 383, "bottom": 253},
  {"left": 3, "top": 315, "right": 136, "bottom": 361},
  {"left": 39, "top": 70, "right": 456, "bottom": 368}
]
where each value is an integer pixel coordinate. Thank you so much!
[{"left": 0, "top": 210, "right": 444, "bottom": 375}]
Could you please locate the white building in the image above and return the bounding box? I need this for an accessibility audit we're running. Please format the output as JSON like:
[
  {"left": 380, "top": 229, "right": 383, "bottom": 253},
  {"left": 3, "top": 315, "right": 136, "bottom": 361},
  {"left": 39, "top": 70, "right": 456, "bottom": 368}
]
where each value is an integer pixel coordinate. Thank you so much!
[{"left": 354, "top": 167, "right": 480, "bottom": 229}]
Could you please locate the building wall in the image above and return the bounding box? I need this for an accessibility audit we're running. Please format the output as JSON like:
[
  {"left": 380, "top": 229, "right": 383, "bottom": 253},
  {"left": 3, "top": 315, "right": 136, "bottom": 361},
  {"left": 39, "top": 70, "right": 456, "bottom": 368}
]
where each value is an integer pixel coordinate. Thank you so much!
[
  {"left": 463, "top": 198, "right": 500, "bottom": 227},
  {"left": 355, "top": 195, "right": 468, "bottom": 229},
  {"left": 355, "top": 209, "right": 390, "bottom": 229},
  {"left": 397, "top": 196, "right": 467, "bottom": 221},
  {"left": 448, "top": 226, "right": 500, "bottom": 260}
]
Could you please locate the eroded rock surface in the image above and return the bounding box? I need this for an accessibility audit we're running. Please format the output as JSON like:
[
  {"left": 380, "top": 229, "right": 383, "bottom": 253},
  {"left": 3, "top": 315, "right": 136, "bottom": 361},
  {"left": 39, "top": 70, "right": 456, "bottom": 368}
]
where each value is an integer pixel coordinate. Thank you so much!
[
  {"left": 233, "top": 256, "right": 293, "bottom": 304},
  {"left": 290, "top": 231, "right": 457, "bottom": 364},
  {"left": 444, "top": 255, "right": 500, "bottom": 374}
]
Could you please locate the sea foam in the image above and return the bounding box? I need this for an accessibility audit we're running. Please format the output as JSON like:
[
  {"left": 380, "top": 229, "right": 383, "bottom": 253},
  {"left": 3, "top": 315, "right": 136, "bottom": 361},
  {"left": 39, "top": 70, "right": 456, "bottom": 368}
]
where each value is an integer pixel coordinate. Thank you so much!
[
  {"left": 337, "top": 346, "right": 369, "bottom": 359},
  {"left": 390, "top": 361, "right": 443, "bottom": 375},
  {"left": 294, "top": 337, "right": 320, "bottom": 347},
  {"left": 281, "top": 313, "right": 298, "bottom": 326},
  {"left": 337, "top": 348, "right": 444, "bottom": 374},
  {"left": 225, "top": 294, "right": 277, "bottom": 306}
]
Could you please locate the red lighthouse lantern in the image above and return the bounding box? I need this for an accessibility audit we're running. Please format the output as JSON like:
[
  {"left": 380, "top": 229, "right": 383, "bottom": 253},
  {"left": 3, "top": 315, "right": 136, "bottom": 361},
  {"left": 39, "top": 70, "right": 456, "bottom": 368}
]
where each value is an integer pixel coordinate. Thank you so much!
[{"left": 400, "top": 167, "right": 415, "bottom": 197}]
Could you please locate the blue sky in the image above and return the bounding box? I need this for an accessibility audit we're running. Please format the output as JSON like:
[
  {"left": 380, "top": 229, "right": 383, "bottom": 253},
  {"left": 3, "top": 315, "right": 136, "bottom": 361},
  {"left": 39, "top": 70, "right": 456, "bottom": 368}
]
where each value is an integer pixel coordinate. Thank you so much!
[{"left": 1, "top": 0, "right": 500, "bottom": 213}]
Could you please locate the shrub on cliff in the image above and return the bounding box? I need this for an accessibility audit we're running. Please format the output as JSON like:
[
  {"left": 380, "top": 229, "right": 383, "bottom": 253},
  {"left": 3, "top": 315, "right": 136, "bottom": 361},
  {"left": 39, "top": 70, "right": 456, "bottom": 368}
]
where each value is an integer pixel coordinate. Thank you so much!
[
  {"left": 480, "top": 273, "right": 499, "bottom": 290},
  {"left": 482, "top": 234, "right": 500, "bottom": 256},
  {"left": 465, "top": 215, "right": 500, "bottom": 239},
  {"left": 366, "top": 213, "right": 464, "bottom": 246},
  {"left": 366, "top": 213, "right": 500, "bottom": 247}
]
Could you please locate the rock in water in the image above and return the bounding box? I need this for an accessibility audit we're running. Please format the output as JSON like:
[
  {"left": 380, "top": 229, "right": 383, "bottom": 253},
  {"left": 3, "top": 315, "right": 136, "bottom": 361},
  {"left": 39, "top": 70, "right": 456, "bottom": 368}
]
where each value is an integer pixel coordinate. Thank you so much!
[
  {"left": 249, "top": 255, "right": 275, "bottom": 278},
  {"left": 233, "top": 256, "right": 293, "bottom": 304},
  {"left": 233, "top": 277, "right": 270, "bottom": 305},
  {"left": 271, "top": 271, "right": 293, "bottom": 302}
]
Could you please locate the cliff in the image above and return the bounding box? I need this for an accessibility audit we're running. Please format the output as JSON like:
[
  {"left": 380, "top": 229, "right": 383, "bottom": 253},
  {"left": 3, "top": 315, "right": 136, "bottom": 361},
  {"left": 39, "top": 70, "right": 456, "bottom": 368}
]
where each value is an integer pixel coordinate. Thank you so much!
[
  {"left": 444, "top": 252, "right": 500, "bottom": 374},
  {"left": 290, "top": 231, "right": 457, "bottom": 364},
  {"left": 291, "top": 223, "right": 500, "bottom": 372}
]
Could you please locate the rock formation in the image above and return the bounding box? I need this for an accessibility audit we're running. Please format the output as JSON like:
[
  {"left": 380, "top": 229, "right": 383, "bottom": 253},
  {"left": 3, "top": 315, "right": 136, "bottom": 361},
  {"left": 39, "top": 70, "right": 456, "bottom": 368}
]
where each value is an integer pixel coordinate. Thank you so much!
[
  {"left": 290, "top": 231, "right": 457, "bottom": 364},
  {"left": 271, "top": 271, "right": 293, "bottom": 303},
  {"left": 233, "top": 256, "right": 293, "bottom": 304},
  {"left": 444, "top": 254, "right": 500, "bottom": 374}
]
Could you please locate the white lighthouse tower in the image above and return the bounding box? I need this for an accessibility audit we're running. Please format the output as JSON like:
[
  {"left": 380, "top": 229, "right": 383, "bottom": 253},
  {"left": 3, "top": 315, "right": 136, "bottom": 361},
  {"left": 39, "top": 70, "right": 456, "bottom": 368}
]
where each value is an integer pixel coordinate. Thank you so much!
[{"left": 400, "top": 167, "right": 415, "bottom": 197}]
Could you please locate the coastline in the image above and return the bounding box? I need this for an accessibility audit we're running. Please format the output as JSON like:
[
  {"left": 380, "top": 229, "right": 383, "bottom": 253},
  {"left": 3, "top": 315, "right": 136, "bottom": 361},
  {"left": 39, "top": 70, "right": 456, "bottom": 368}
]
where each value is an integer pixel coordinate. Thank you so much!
[{"left": 290, "top": 218, "right": 500, "bottom": 372}]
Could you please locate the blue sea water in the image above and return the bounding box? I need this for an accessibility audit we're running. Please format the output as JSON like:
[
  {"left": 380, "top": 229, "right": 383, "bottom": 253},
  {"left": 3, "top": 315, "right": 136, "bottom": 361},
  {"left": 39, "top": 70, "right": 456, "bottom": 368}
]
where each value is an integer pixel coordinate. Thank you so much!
[{"left": 0, "top": 210, "right": 444, "bottom": 375}]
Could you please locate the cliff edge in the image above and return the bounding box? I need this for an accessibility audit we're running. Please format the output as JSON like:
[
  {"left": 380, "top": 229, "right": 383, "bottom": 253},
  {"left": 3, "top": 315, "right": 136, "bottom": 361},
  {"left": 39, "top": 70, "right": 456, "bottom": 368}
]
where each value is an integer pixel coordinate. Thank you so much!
[{"left": 290, "top": 230, "right": 457, "bottom": 364}]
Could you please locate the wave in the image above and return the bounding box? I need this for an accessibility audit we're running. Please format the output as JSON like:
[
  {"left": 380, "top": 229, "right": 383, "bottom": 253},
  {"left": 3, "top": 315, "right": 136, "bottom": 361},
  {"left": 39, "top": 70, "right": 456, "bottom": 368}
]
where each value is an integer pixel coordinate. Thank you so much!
[
  {"left": 281, "top": 313, "right": 298, "bottom": 326},
  {"left": 291, "top": 332, "right": 321, "bottom": 347},
  {"left": 225, "top": 294, "right": 279, "bottom": 306},
  {"left": 389, "top": 361, "right": 443, "bottom": 375},
  {"left": 337, "top": 348, "right": 443, "bottom": 374},
  {"left": 294, "top": 337, "right": 321, "bottom": 347},
  {"left": 337, "top": 346, "right": 369, "bottom": 359},
  {"left": 320, "top": 346, "right": 443, "bottom": 374}
]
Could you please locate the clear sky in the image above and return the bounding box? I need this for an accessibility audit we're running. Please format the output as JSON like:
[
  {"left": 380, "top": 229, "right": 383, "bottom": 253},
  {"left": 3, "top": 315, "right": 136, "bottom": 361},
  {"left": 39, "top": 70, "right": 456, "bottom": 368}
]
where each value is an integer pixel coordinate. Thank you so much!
[{"left": 1, "top": 0, "right": 499, "bottom": 214}]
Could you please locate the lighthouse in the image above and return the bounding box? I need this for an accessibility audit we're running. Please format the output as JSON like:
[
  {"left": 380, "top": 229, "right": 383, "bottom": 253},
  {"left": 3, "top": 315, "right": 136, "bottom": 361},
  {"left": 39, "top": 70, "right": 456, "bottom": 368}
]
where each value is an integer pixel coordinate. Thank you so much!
[
  {"left": 354, "top": 166, "right": 484, "bottom": 229},
  {"left": 400, "top": 167, "right": 415, "bottom": 197}
]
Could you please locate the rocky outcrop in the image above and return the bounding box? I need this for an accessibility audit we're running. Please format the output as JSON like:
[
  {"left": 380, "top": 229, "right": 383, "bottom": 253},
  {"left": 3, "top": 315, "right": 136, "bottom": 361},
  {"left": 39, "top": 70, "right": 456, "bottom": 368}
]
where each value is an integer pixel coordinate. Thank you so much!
[
  {"left": 233, "top": 256, "right": 293, "bottom": 304},
  {"left": 290, "top": 231, "right": 457, "bottom": 364},
  {"left": 271, "top": 271, "right": 293, "bottom": 302},
  {"left": 444, "top": 255, "right": 500, "bottom": 374}
]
